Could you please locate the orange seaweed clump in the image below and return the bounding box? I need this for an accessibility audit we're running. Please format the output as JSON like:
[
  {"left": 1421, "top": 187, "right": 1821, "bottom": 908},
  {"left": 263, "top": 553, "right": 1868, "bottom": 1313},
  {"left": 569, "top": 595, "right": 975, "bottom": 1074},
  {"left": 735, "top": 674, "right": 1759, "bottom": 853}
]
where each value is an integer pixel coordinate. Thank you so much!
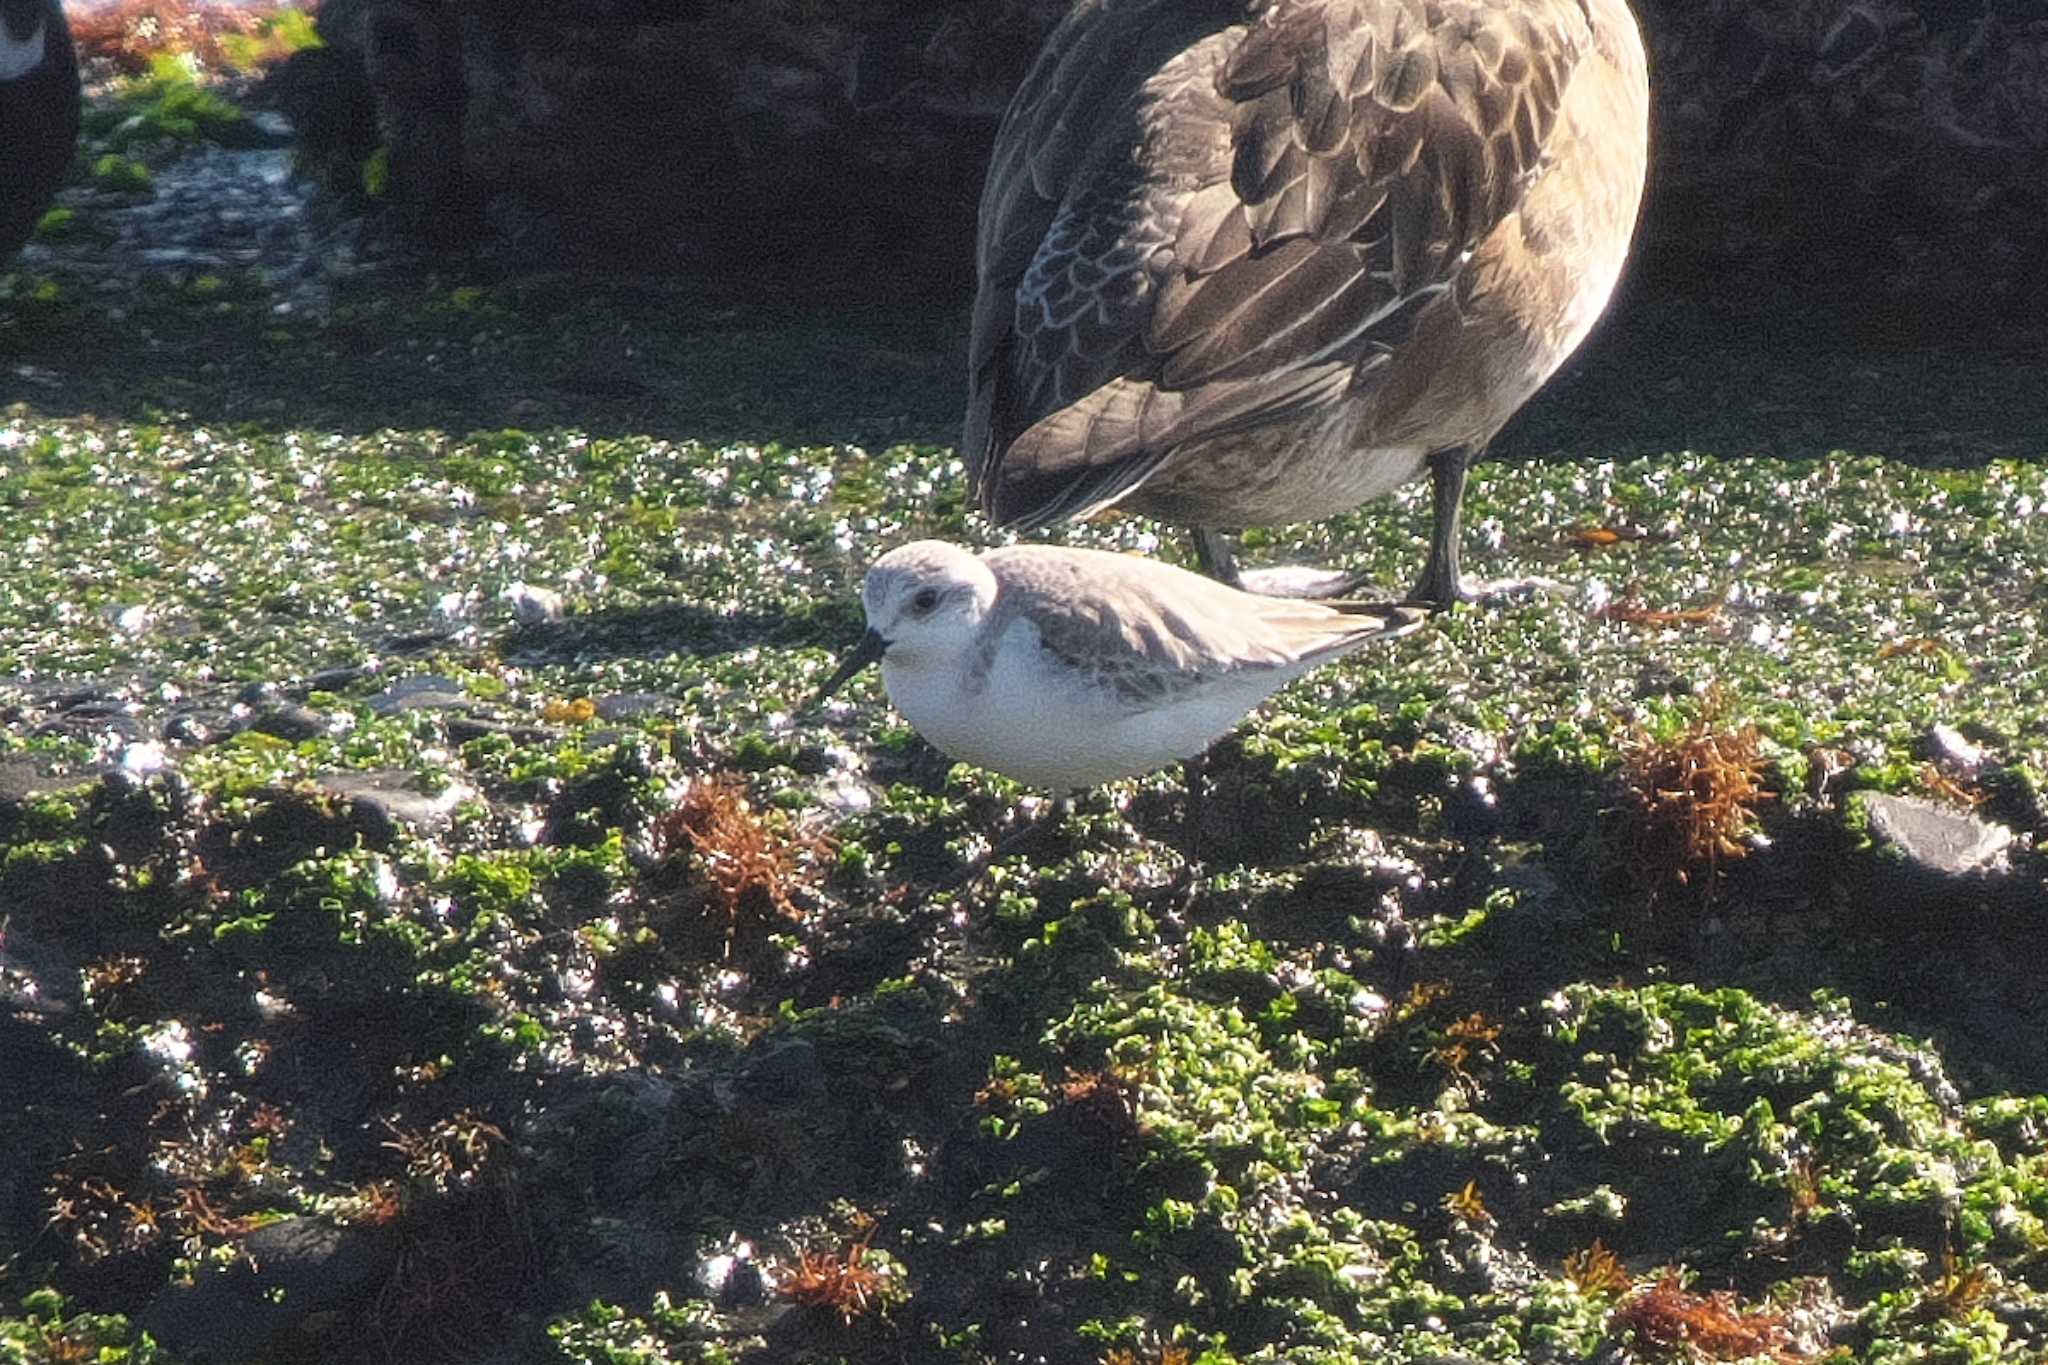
[
  {"left": 1563, "top": 1238, "right": 1631, "bottom": 1296},
  {"left": 650, "top": 777, "right": 825, "bottom": 947},
  {"left": 1443, "top": 1179, "right": 1489, "bottom": 1225},
  {"left": 1612, "top": 1271, "right": 1803, "bottom": 1362},
  {"left": 1102, "top": 1346, "right": 1191, "bottom": 1365},
  {"left": 1925, "top": 1245, "right": 1994, "bottom": 1320},
  {"left": 1619, "top": 700, "right": 1773, "bottom": 907},
  {"left": 778, "top": 1227, "right": 892, "bottom": 1325}
]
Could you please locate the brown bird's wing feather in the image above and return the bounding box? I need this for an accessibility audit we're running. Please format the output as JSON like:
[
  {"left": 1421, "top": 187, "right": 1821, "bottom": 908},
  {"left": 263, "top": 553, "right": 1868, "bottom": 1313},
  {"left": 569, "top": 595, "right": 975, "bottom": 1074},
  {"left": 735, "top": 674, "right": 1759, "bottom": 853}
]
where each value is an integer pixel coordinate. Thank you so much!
[{"left": 967, "top": 0, "right": 1593, "bottom": 530}]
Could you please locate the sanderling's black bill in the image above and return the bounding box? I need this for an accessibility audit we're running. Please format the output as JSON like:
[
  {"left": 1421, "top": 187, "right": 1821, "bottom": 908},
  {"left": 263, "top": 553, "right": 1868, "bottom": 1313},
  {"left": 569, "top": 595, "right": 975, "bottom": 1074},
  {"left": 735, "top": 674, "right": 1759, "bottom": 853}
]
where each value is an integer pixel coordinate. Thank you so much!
[{"left": 812, "top": 628, "right": 889, "bottom": 706}]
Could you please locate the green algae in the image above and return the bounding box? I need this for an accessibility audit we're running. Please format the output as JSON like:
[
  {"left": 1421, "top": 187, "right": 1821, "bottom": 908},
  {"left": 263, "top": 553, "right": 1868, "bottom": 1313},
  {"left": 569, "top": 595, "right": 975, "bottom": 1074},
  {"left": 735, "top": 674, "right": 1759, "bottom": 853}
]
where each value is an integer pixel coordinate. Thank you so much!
[{"left": 6, "top": 174, "right": 2048, "bottom": 1364}]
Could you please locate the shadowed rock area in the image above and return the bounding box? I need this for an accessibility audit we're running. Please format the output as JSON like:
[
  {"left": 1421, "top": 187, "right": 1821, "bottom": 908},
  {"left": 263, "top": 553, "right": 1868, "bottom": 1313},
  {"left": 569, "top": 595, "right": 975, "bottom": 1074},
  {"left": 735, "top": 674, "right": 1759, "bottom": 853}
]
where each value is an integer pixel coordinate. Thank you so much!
[{"left": 284, "top": 0, "right": 2048, "bottom": 306}]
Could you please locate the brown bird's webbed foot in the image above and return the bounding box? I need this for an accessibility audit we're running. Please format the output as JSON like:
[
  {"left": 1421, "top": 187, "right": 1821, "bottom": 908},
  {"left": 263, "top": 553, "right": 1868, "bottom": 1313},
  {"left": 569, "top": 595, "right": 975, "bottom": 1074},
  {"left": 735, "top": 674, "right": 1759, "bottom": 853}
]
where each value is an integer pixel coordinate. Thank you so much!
[
  {"left": 1192, "top": 527, "right": 1382, "bottom": 601},
  {"left": 1402, "top": 449, "right": 1567, "bottom": 609}
]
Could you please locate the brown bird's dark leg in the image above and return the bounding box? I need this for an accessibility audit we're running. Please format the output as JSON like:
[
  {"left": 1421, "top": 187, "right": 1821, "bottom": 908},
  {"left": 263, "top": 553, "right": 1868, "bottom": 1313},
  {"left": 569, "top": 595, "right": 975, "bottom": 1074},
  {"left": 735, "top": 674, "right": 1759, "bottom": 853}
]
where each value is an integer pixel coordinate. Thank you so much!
[
  {"left": 1407, "top": 447, "right": 1472, "bottom": 608},
  {"left": 1197, "top": 526, "right": 1371, "bottom": 600},
  {"left": 1192, "top": 528, "right": 1244, "bottom": 589},
  {"left": 1408, "top": 446, "right": 1570, "bottom": 607}
]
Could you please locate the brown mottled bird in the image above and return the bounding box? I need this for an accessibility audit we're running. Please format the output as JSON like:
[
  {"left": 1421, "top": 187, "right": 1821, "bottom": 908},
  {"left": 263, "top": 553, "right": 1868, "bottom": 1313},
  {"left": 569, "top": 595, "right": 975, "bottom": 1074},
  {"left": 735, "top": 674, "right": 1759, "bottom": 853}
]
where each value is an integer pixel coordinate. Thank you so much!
[{"left": 966, "top": 0, "right": 1649, "bottom": 605}]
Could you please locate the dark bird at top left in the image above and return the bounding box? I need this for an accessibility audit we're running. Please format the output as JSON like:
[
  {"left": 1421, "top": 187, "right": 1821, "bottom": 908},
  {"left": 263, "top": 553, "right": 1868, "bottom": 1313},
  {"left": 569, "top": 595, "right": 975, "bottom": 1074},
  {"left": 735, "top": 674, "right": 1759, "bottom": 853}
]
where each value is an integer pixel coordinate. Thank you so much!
[{"left": 0, "top": 0, "right": 80, "bottom": 266}]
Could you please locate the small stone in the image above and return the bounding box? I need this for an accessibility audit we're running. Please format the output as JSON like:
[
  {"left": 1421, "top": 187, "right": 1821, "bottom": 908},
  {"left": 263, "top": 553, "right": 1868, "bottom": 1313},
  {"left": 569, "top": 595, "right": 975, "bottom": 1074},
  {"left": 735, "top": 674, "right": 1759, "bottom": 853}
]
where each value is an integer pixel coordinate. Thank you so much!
[
  {"left": 446, "top": 715, "right": 514, "bottom": 744},
  {"left": 365, "top": 675, "right": 470, "bottom": 716},
  {"left": 1847, "top": 792, "right": 2021, "bottom": 919},
  {"left": 55, "top": 691, "right": 129, "bottom": 718},
  {"left": 163, "top": 712, "right": 218, "bottom": 746},
  {"left": 592, "top": 692, "right": 678, "bottom": 722},
  {"left": 503, "top": 581, "right": 565, "bottom": 624},
  {"left": 1860, "top": 793, "right": 2012, "bottom": 877},
  {"left": 1924, "top": 723, "right": 1985, "bottom": 772},
  {"left": 317, "top": 769, "right": 466, "bottom": 840},
  {"left": 383, "top": 627, "right": 458, "bottom": 653}
]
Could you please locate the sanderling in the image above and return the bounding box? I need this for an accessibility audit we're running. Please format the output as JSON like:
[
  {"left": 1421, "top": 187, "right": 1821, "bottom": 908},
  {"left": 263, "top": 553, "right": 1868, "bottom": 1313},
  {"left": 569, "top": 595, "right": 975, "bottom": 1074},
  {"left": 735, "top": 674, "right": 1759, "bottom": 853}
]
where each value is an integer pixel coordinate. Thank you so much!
[
  {"left": 964, "top": 0, "right": 1648, "bottom": 605},
  {"left": 814, "top": 540, "right": 1425, "bottom": 792}
]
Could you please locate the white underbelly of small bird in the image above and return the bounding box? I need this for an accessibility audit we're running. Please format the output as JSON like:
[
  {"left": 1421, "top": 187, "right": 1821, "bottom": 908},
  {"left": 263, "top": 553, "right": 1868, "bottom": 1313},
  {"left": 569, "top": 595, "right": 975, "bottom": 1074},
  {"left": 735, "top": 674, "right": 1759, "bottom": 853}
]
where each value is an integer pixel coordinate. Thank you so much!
[{"left": 882, "top": 648, "right": 1285, "bottom": 792}]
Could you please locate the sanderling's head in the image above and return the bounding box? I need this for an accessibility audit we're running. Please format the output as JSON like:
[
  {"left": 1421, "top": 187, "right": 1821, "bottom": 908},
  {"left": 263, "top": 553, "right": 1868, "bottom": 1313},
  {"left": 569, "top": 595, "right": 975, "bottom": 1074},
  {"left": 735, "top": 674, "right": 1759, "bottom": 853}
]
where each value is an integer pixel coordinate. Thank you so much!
[{"left": 813, "top": 541, "right": 996, "bottom": 703}]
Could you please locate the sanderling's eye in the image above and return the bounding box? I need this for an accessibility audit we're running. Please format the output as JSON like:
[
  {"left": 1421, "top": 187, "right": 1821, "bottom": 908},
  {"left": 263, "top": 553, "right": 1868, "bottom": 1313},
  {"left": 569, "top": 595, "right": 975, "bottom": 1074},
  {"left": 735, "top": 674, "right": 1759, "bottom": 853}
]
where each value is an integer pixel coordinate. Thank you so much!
[{"left": 911, "top": 587, "right": 941, "bottom": 614}]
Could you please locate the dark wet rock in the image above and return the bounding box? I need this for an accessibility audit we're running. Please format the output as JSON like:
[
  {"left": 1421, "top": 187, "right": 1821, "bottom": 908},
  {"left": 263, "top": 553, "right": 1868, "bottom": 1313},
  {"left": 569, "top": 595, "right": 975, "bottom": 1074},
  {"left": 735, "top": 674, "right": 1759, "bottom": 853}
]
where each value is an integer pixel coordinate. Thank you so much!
[
  {"left": 309, "top": 663, "right": 376, "bottom": 693},
  {"left": 140, "top": 1217, "right": 400, "bottom": 1363},
  {"left": 316, "top": 768, "right": 462, "bottom": 840},
  {"left": 285, "top": 0, "right": 2048, "bottom": 307},
  {"left": 53, "top": 691, "right": 132, "bottom": 719},
  {"left": 0, "top": 758, "right": 99, "bottom": 812},
  {"left": 164, "top": 710, "right": 222, "bottom": 746},
  {"left": 305, "top": 0, "right": 1059, "bottom": 276},
  {"left": 259, "top": 42, "right": 381, "bottom": 196},
  {"left": 1847, "top": 792, "right": 2021, "bottom": 917},
  {"left": 445, "top": 714, "right": 557, "bottom": 746},
  {"left": 25, "top": 139, "right": 361, "bottom": 318},
  {"left": 0, "top": 927, "right": 78, "bottom": 1017},
  {"left": 382, "top": 626, "right": 460, "bottom": 653},
  {"left": 246, "top": 702, "right": 331, "bottom": 742},
  {"left": 237, "top": 680, "right": 283, "bottom": 707},
  {"left": 365, "top": 673, "right": 470, "bottom": 715},
  {"left": 1637, "top": 0, "right": 2048, "bottom": 310},
  {"left": 726, "top": 1037, "right": 829, "bottom": 1114},
  {"left": 33, "top": 710, "right": 146, "bottom": 743}
]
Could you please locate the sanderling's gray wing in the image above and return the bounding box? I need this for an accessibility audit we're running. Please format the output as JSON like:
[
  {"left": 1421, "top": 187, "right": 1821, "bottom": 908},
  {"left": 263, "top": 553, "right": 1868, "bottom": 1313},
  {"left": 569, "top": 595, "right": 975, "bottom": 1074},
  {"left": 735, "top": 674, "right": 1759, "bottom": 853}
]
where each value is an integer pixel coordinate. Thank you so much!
[
  {"left": 968, "top": 0, "right": 1594, "bottom": 532},
  {"left": 979, "top": 546, "right": 1420, "bottom": 707}
]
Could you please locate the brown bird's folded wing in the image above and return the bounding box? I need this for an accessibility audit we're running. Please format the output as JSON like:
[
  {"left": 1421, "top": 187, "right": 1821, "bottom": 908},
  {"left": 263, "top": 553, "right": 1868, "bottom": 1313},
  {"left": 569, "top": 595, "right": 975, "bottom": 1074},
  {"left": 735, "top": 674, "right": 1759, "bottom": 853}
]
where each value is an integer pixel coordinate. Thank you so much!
[{"left": 968, "top": 0, "right": 1592, "bottom": 530}]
